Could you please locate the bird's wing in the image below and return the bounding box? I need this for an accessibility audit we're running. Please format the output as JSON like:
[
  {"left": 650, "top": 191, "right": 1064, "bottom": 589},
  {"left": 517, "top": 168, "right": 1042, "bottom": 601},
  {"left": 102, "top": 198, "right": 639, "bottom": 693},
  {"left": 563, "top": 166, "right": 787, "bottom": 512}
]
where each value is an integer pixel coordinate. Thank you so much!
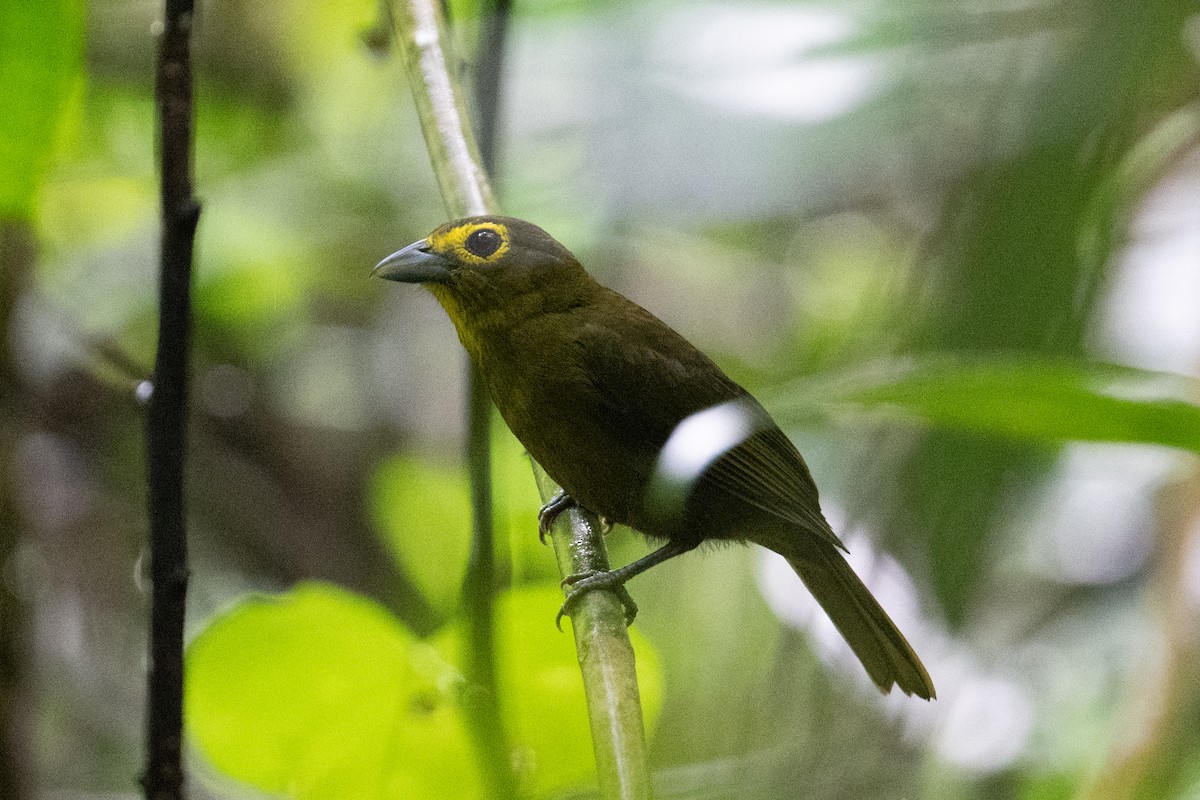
[
  {"left": 572, "top": 298, "right": 845, "bottom": 550},
  {"left": 573, "top": 316, "right": 737, "bottom": 439},
  {"left": 704, "top": 426, "right": 846, "bottom": 551}
]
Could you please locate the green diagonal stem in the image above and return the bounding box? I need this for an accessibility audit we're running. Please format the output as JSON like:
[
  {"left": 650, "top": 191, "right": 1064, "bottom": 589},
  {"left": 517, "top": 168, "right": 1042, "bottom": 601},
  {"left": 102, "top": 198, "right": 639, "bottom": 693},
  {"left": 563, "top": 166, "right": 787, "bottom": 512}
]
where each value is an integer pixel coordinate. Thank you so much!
[{"left": 390, "top": 1, "right": 653, "bottom": 798}]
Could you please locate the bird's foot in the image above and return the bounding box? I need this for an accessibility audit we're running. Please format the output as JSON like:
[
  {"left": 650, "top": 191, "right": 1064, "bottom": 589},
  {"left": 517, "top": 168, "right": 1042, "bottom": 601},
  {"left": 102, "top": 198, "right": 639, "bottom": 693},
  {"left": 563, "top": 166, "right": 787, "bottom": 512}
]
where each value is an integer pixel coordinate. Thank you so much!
[
  {"left": 555, "top": 570, "right": 639, "bottom": 629},
  {"left": 598, "top": 516, "right": 614, "bottom": 535},
  {"left": 538, "top": 491, "right": 577, "bottom": 544}
]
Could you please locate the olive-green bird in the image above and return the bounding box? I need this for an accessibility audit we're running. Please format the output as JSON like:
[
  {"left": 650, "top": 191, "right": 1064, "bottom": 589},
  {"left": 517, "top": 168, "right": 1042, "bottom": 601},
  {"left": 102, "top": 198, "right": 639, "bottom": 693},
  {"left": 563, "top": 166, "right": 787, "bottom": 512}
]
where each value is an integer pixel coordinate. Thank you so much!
[{"left": 374, "top": 215, "right": 935, "bottom": 699}]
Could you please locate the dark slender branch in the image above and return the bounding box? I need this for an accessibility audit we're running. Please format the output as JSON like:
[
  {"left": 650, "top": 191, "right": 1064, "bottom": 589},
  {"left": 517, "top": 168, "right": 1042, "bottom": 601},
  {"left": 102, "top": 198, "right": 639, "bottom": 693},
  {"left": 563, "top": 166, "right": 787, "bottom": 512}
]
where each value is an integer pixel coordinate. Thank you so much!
[
  {"left": 0, "top": 221, "right": 35, "bottom": 800},
  {"left": 472, "top": 0, "right": 512, "bottom": 178},
  {"left": 142, "top": 1, "right": 201, "bottom": 799},
  {"left": 457, "top": 3, "right": 517, "bottom": 797},
  {"left": 460, "top": 365, "right": 513, "bottom": 798}
]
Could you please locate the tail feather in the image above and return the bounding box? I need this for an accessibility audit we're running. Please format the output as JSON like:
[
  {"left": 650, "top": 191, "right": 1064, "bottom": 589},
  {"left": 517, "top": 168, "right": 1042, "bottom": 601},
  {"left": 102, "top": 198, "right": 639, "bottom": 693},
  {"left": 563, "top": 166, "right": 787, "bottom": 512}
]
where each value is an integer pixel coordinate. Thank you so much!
[{"left": 785, "top": 546, "right": 935, "bottom": 700}]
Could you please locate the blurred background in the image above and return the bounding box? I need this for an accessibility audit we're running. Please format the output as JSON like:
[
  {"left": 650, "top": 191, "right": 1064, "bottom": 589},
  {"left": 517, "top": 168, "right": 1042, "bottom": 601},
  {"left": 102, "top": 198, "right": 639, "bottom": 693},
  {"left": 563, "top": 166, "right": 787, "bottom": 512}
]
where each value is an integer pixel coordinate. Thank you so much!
[{"left": 3, "top": 0, "right": 1200, "bottom": 798}]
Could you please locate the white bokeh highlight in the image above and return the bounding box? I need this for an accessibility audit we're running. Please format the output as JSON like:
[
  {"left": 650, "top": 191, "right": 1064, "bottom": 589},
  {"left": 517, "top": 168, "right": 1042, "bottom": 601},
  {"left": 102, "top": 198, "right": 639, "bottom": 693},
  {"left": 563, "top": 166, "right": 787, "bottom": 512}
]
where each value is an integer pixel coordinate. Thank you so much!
[{"left": 758, "top": 509, "right": 1035, "bottom": 773}]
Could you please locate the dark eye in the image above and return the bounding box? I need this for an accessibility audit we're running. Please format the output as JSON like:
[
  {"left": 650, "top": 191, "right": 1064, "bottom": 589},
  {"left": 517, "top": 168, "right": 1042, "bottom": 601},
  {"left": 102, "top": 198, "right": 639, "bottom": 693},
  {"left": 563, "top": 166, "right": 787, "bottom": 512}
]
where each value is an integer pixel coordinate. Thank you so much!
[{"left": 465, "top": 228, "right": 502, "bottom": 258}]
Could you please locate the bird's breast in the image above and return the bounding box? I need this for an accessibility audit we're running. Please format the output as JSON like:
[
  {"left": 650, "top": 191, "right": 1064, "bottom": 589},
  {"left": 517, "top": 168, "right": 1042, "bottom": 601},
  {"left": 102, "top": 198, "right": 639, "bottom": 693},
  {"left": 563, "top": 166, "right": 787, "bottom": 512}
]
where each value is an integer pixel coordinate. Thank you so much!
[{"left": 474, "top": 330, "right": 657, "bottom": 529}]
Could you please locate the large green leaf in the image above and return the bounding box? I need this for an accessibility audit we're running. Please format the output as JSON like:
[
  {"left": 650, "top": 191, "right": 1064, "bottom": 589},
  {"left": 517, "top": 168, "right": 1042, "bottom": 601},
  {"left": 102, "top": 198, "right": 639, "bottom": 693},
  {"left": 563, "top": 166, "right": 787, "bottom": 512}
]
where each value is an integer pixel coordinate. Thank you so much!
[
  {"left": 0, "top": 0, "right": 83, "bottom": 217},
  {"left": 187, "top": 583, "right": 663, "bottom": 799},
  {"left": 186, "top": 583, "right": 479, "bottom": 799},
  {"left": 774, "top": 356, "right": 1200, "bottom": 453}
]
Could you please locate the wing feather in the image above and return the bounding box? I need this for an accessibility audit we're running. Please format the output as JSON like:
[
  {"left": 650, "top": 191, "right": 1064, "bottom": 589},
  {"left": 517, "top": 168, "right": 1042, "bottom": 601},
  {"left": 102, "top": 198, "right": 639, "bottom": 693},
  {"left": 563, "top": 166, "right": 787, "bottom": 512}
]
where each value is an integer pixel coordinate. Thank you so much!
[{"left": 572, "top": 294, "right": 844, "bottom": 550}]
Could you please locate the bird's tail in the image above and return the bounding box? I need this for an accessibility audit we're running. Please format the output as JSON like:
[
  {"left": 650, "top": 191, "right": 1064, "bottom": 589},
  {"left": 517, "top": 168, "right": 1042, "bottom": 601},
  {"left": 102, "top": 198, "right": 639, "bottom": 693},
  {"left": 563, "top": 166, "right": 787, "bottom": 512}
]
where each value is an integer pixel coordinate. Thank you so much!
[{"left": 781, "top": 543, "right": 936, "bottom": 699}]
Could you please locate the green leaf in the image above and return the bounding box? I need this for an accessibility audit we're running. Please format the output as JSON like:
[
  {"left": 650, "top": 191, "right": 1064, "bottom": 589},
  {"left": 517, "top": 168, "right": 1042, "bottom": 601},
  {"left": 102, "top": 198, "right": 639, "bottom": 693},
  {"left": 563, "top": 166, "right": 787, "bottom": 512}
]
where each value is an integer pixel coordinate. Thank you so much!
[
  {"left": 368, "top": 455, "right": 472, "bottom": 615},
  {"left": 367, "top": 430, "right": 569, "bottom": 617},
  {"left": 186, "top": 583, "right": 480, "bottom": 800},
  {"left": 187, "top": 584, "right": 663, "bottom": 799},
  {"left": 0, "top": 0, "right": 84, "bottom": 218},
  {"left": 775, "top": 356, "right": 1200, "bottom": 453}
]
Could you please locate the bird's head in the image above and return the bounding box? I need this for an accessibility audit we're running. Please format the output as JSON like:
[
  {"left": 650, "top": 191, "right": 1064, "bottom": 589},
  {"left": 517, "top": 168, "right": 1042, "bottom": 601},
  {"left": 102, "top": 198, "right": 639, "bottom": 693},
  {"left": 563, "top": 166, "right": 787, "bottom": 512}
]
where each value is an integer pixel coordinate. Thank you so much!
[{"left": 373, "top": 216, "right": 592, "bottom": 326}]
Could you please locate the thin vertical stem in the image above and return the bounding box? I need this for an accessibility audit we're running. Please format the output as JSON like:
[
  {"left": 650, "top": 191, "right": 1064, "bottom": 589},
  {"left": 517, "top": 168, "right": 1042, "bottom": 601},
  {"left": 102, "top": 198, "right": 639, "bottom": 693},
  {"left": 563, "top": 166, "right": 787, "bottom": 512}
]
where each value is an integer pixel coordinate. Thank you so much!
[
  {"left": 142, "top": 1, "right": 201, "bottom": 798},
  {"left": 460, "top": 365, "right": 513, "bottom": 798},
  {"left": 0, "top": 221, "right": 34, "bottom": 800},
  {"left": 472, "top": 0, "right": 512, "bottom": 179},
  {"left": 393, "top": 0, "right": 513, "bottom": 795},
  {"left": 457, "top": 0, "right": 516, "bottom": 794}
]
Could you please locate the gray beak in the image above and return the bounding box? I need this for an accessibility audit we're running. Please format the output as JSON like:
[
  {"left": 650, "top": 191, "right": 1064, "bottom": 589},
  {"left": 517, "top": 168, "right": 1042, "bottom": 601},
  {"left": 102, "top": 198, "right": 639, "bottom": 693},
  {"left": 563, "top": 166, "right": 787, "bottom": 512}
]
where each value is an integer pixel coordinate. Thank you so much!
[{"left": 372, "top": 239, "right": 452, "bottom": 284}]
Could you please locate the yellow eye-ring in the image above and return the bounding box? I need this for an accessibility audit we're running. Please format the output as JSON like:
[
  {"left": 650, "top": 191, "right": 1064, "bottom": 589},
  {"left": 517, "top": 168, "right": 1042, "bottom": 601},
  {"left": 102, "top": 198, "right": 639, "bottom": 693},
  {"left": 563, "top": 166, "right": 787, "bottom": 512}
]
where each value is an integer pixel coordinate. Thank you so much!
[{"left": 429, "top": 222, "right": 510, "bottom": 265}]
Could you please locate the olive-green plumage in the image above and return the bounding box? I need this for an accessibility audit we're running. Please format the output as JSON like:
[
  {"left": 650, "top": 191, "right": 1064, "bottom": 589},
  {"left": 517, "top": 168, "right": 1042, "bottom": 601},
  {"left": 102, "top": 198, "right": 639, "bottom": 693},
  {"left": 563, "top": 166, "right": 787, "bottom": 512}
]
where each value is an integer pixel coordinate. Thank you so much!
[{"left": 375, "top": 215, "right": 935, "bottom": 699}]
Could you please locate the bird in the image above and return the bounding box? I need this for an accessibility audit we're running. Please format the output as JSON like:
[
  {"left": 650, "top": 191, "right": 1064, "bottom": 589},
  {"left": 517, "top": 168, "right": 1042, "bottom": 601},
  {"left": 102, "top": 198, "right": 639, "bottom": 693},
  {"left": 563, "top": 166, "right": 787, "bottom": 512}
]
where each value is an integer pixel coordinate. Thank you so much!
[{"left": 374, "top": 215, "right": 935, "bottom": 699}]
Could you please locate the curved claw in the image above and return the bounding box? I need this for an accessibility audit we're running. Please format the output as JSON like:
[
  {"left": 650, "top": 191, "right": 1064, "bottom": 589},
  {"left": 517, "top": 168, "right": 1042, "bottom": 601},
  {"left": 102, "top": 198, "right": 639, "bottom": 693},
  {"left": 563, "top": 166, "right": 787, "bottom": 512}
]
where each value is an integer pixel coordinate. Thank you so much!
[
  {"left": 559, "top": 570, "right": 588, "bottom": 589},
  {"left": 554, "top": 570, "right": 639, "bottom": 629},
  {"left": 538, "top": 491, "right": 576, "bottom": 544}
]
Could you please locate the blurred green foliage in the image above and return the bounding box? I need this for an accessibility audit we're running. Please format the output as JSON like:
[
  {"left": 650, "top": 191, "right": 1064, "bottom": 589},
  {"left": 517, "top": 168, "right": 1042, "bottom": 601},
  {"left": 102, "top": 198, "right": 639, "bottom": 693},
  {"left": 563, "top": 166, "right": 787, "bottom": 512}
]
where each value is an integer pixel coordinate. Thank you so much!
[
  {"left": 371, "top": 454, "right": 475, "bottom": 614},
  {"left": 3, "top": 0, "right": 1200, "bottom": 798},
  {"left": 774, "top": 356, "right": 1200, "bottom": 454},
  {"left": 0, "top": 0, "right": 84, "bottom": 218}
]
